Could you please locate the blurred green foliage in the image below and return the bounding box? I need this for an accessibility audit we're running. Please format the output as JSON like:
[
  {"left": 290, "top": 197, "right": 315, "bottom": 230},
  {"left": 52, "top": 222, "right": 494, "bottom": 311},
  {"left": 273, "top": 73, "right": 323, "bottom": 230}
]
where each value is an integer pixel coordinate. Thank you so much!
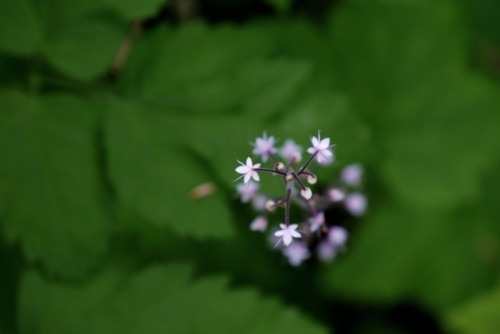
[{"left": 1, "top": 0, "right": 500, "bottom": 333}]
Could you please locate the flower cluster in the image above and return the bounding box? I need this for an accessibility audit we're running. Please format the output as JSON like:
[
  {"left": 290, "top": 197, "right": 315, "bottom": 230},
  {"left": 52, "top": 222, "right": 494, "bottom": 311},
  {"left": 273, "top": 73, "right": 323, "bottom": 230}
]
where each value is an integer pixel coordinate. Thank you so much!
[{"left": 235, "top": 132, "right": 367, "bottom": 266}]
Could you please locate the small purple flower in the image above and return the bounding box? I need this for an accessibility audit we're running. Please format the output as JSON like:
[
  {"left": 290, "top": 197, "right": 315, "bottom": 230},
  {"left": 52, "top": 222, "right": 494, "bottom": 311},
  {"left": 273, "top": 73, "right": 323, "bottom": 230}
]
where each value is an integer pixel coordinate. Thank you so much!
[
  {"left": 235, "top": 157, "right": 261, "bottom": 183},
  {"left": 341, "top": 164, "right": 363, "bottom": 187},
  {"left": 308, "top": 212, "right": 325, "bottom": 233},
  {"left": 344, "top": 192, "right": 367, "bottom": 216},
  {"left": 328, "top": 226, "right": 348, "bottom": 248},
  {"left": 252, "top": 132, "right": 278, "bottom": 162},
  {"left": 283, "top": 242, "right": 310, "bottom": 266},
  {"left": 250, "top": 215, "right": 268, "bottom": 232},
  {"left": 317, "top": 241, "right": 337, "bottom": 262},
  {"left": 236, "top": 182, "right": 259, "bottom": 203},
  {"left": 274, "top": 224, "right": 301, "bottom": 246},
  {"left": 280, "top": 139, "right": 302, "bottom": 163},
  {"left": 326, "top": 188, "right": 346, "bottom": 202},
  {"left": 307, "top": 131, "right": 334, "bottom": 165}
]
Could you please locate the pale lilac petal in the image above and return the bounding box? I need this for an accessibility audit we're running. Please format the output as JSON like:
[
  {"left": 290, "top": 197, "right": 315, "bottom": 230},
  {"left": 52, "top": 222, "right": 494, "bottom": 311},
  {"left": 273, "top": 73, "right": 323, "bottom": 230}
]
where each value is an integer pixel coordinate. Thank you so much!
[
  {"left": 319, "top": 138, "right": 330, "bottom": 149},
  {"left": 290, "top": 230, "right": 301, "bottom": 238},
  {"left": 283, "top": 234, "right": 292, "bottom": 246},
  {"left": 306, "top": 147, "right": 316, "bottom": 154},
  {"left": 251, "top": 172, "right": 260, "bottom": 182},
  {"left": 245, "top": 157, "right": 253, "bottom": 166},
  {"left": 235, "top": 165, "right": 248, "bottom": 173},
  {"left": 244, "top": 173, "right": 252, "bottom": 183},
  {"left": 311, "top": 136, "right": 319, "bottom": 147},
  {"left": 274, "top": 230, "right": 285, "bottom": 237}
]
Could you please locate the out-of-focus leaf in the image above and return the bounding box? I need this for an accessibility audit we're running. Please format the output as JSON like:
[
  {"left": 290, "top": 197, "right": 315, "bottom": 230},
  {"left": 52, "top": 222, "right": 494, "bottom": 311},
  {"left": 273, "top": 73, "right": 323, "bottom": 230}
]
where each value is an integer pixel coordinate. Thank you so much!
[
  {"left": 119, "top": 23, "right": 310, "bottom": 116},
  {"left": 0, "top": 90, "right": 108, "bottom": 278},
  {"left": 19, "top": 264, "right": 328, "bottom": 334},
  {"left": 329, "top": 0, "right": 500, "bottom": 210},
  {"left": 381, "top": 77, "right": 500, "bottom": 209},
  {"left": 104, "top": 97, "right": 233, "bottom": 238},
  {"left": 321, "top": 202, "right": 496, "bottom": 309},
  {"left": 329, "top": 0, "right": 465, "bottom": 122},
  {"left": 0, "top": 0, "right": 42, "bottom": 55},
  {"left": 39, "top": 10, "right": 126, "bottom": 80},
  {"left": 445, "top": 284, "right": 500, "bottom": 334}
]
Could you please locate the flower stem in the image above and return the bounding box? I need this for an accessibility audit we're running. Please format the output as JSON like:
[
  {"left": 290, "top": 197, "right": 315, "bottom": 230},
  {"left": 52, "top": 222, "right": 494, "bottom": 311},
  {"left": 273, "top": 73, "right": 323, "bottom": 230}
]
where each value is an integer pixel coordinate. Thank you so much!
[
  {"left": 284, "top": 188, "right": 291, "bottom": 226},
  {"left": 298, "top": 151, "right": 317, "bottom": 174},
  {"left": 254, "top": 167, "right": 286, "bottom": 176}
]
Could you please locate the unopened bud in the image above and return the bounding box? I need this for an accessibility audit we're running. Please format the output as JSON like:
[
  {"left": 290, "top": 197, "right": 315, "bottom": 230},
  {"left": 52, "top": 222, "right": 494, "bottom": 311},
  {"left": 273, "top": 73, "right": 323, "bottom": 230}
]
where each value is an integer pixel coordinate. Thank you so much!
[
  {"left": 301, "top": 187, "right": 312, "bottom": 200},
  {"left": 265, "top": 200, "right": 276, "bottom": 212},
  {"left": 275, "top": 162, "right": 286, "bottom": 173},
  {"left": 285, "top": 173, "right": 294, "bottom": 182},
  {"left": 307, "top": 174, "right": 317, "bottom": 185}
]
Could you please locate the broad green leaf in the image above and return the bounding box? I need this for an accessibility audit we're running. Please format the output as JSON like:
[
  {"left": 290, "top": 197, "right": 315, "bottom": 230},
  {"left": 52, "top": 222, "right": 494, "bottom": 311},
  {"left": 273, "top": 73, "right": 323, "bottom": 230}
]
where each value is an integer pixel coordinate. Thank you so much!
[
  {"left": 104, "top": 97, "right": 233, "bottom": 238},
  {"left": 119, "top": 23, "right": 311, "bottom": 116},
  {"left": 19, "top": 264, "right": 328, "bottom": 334},
  {"left": 0, "top": 0, "right": 42, "bottom": 55},
  {"left": 0, "top": 90, "right": 108, "bottom": 278},
  {"left": 329, "top": 0, "right": 465, "bottom": 122},
  {"left": 40, "top": 12, "right": 126, "bottom": 81},
  {"left": 445, "top": 284, "right": 500, "bottom": 334},
  {"left": 381, "top": 77, "right": 500, "bottom": 209},
  {"left": 321, "top": 202, "right": 496, "bottom": 309},
  {"left": 329, "top": 0, "right": 500, "bottom": 209}
]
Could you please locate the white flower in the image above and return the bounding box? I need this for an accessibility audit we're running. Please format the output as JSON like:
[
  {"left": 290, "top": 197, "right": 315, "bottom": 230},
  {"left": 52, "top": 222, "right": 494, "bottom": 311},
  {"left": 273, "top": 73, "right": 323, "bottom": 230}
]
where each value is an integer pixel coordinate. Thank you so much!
[
  {"left": 236, "top": 182, "right": 259, "bottom": 203},
  {"left": 283, "top": 242, "right": 310, "bottom": 266},
  {"left": 306, "top": 132, "right": 334, "bottom": 165},
  {"left": 280, "top": 139, "right": 302, "bottom": 162},
  {"left": 326, "top": 188, "right": 346, "bottom": 202},
  {"left": 344, "top": 192, "right": 367, "bottom": 216},
  {"left": 250, "top": 216, "right": 268, "bottom": 232},
  {"left": 341, "top": 164, "right": 363, "bottom": 187},
  {"left": 308, "top": 212, "right": 325, "bottom": 233},
  {"left": 274, "top": 224, "right": 301, "bottom": 246},
  {"left": 235, "top": 157, "right": 261, "bottom": 183},
  {"left": 252, "top": 132, "right": 278, "bottom": 162},
  {"left": 328, "top": 226, "right": 348, "bottom": 248}
]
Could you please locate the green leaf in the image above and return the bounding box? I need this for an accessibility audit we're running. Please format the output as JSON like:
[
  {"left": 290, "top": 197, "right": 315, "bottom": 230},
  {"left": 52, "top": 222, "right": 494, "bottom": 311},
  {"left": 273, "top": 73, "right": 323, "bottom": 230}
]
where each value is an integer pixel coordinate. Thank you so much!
[
  {"left": 19, "top": 264, "right": 328, "bottom": 334},
  {"left": 381, "top": 77, "right": 500, "bottom": 209},
  {"left": 329, "top": 0, "right": 465, "bottom": 121},
  {"left": 0, "top": 0, "right": 42, "bottom": 55},
  {"left": 104, "top": 97, "right": 234, "bottom": 238},
  {"left": 0, "top": 90, "right": 108, "bottom": 278},
  {"left": 329, "top": 0, "right": 500, "bottom": 209},
  {"left": 119, "top": 23, "right": 311, "bottom": 115},
  {"left": 39, "top": 9, "right": 126, "bottom": 81},
  {"left": 445, "top": 284, "right": 500, "bottom": 334},
  {"left": 320, "top": 202, "right": 496, "bottom": 309}
]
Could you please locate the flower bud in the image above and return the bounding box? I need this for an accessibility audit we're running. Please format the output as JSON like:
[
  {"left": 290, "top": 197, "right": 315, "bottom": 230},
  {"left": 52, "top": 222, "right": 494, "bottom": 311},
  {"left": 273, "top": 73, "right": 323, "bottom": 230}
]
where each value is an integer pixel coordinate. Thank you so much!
[
  {"left": 265, "top": 200, "right": 276, "bottom": 212},
  {"left": 301, "top": 187, "right": 312, "bottom": 200},
  {"left": 275, "top": 162, "right": 286, "bottom": 173},
  {"left": 307, "top": 174, "right": 317, "bottom": 185}
]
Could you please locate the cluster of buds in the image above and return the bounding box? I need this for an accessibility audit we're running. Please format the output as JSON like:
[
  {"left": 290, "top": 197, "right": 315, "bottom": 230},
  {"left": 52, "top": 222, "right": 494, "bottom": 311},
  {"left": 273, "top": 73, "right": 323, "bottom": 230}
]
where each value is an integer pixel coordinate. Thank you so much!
[{"left": 235, "top": 132, "right": 367, "bottom": 266}]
